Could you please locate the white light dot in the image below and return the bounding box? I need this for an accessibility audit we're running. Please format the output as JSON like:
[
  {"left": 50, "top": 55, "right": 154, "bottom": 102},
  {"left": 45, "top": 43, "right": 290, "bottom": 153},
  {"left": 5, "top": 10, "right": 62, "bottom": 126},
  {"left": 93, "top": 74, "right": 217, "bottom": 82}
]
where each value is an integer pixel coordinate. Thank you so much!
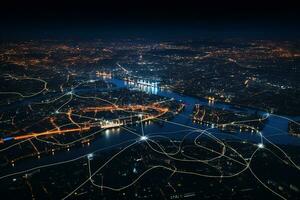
[
  {"left": 87, "top": 153, "right": 94, "bottom": 160},
  {"left": 258, "top": 143, "right": 264, "bottom": 148},
  {"left": 140, "top": 136, "right": 148, "bottom": 141}
]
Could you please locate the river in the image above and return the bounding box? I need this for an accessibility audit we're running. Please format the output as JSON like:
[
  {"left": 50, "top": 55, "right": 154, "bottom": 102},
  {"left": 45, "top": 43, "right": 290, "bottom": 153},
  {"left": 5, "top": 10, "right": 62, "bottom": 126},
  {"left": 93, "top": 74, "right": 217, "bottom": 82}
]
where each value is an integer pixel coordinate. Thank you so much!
[{"left": 1, "top": 77, "right": 300, "bottom": 176}]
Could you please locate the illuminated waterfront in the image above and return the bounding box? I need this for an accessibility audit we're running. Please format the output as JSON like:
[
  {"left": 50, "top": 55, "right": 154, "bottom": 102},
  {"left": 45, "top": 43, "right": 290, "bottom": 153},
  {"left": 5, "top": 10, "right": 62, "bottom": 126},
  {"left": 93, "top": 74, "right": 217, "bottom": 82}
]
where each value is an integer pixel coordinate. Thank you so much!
[{"left": 0, "top": 38, "right": 299, "bottom": 199}]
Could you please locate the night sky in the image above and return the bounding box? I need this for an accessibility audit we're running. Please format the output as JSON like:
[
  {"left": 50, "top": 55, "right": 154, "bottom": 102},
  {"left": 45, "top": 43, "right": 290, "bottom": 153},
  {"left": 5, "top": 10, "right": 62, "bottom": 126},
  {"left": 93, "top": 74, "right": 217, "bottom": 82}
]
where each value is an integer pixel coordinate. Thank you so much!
[{"left": 1, "top": 0, "right": 300, "bottom": 39}]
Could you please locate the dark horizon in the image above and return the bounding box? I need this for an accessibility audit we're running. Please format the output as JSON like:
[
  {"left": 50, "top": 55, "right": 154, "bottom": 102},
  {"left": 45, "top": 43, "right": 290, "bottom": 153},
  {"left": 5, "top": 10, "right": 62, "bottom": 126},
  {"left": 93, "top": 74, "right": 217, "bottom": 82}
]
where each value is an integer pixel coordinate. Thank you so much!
[{"left": 1, "top": 0, "right": 300, "bottom": 26}]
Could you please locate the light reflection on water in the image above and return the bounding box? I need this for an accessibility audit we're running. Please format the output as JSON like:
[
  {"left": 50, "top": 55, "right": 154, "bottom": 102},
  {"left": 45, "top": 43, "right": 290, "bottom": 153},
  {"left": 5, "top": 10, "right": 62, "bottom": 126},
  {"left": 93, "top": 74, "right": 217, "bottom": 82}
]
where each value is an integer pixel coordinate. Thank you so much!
[
  {"left": 107, "top": 77, "right": 300, "bottom": 146},
  {"left": 124, "top": 79, "right": 160, "bottom": 95}
]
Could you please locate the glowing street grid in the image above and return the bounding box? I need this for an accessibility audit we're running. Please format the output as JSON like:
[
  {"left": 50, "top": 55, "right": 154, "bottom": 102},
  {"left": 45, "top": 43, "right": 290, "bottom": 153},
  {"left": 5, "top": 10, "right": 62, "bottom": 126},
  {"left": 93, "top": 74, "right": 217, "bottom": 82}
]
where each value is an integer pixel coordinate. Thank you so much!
[{"left": 0, "top": 39, "right": 299, "bottom": 199}]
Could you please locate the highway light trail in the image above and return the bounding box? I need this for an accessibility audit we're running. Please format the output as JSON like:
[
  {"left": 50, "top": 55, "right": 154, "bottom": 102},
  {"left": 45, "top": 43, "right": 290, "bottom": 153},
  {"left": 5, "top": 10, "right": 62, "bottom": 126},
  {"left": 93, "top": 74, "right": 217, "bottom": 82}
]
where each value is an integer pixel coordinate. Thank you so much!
[{"left": 0, "top": 104, "right": 169, "bottom": 143}]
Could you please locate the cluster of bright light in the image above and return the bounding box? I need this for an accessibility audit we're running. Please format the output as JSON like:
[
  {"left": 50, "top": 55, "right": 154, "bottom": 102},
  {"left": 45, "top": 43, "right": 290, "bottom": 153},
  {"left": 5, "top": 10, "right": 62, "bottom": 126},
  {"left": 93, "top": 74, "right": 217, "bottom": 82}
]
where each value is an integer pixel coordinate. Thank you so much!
[
  {"left": 257, "top": 143, "right": 264, "bottom": 149},
  {"left": 140, "top": 136, "right": 148, "bottom": 141},
  {"left": 88, "top": 79, "right": 96, "bottom": 83}
]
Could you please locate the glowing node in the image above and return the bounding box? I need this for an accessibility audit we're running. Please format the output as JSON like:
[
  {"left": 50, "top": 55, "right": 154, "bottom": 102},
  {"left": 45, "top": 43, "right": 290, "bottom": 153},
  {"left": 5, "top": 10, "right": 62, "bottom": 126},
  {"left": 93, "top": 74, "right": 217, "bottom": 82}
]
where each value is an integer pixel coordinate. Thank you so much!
[
  {"left": 140, "top": 136, "right": 148, "bottom": 141},
  {"left": 257, "top": 143, "right": 264, "bottom": 149},
  {"left": 87, "top": 153, "right": 94, "bottom": 160},
  {"left": 138, "top": 113, "right": 143, "bottom": 118},
  {"left": 54, "top": 110, "right": 59, "bottom": 114},
  {"left": 89, "top": 79, "right": 95, "bottom": 83}
]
